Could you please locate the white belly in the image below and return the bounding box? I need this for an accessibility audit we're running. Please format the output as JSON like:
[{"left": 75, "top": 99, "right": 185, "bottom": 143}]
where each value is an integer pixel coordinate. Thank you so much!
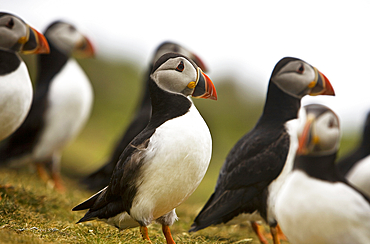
[
  {"left": 129, "top": 103, "right": 212, "bottom": 226},
  {"left": 33, "top": 59, "right": 93, "bottom": 160},
  {"left": 347, "top": 155, "right": 370, "bottom": 197},
  {"left": 0, "top": 62, "right": 32, "bottom": 141},
  {"left": 276, "top": 171, "right": 370, "bottom": 244}
]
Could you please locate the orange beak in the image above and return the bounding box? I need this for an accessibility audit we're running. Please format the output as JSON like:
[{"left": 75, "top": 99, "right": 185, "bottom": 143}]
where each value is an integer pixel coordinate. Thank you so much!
[
  {"left": 192, "top": 68, "right": 217, "bottom": 100},
  {"left": 21, "top": 26, "right": 50, "bottom": 54},
  {"left": 309, "top": 68, "right": 335, "bottom": 96}
]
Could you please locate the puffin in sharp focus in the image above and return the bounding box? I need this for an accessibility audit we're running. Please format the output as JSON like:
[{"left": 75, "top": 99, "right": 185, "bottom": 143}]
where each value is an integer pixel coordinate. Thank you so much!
[
  {"left": 73, "top": 53, "right": 217, "bottom": 244},
  {"left": 336, "top": 111, "right": 370, "bottom": 196},
  {"left": 0, "top": 21, "right": 94, "bottom": 191},
  {"left": 190, "top": 57, "right": 335, "bottom": 244},
  {"left": 82, "top": 41, "right": 208, "bottom": 191},
  {"left": 0, "top": 12, "right": 49, "bottom": 141},
  {"left": 275, "top": 104, "right": 370, "bottom": 244}
]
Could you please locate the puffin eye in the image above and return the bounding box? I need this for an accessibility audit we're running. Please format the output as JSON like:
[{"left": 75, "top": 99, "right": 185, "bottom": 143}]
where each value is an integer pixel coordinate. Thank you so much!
[
  {"left": 176, "top": 61, "right": 184, "bottom": 72},
  {"left": 68, "top": 25, "right": 76, "bottom": 32},
  {"left": 6, "top": 18, "right": 14, "bottom": 29},
  {"left": 297, "top": 64, "right": 304, "bottom": 74},
  {"left": 328, "top": 118, "right": 335, "bottom": 128}
]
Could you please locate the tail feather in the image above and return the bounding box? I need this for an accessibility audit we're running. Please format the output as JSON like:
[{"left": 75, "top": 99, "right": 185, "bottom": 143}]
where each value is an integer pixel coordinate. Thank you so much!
[
  {"left": 190, "top": 188, "right": 259, "bottom": 232},
  {"left": 72, "top": 187, "right": 107, "bottom": 211}
]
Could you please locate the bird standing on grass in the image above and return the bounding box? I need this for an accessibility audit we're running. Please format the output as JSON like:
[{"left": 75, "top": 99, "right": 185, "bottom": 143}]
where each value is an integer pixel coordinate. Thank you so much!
[
  {"left": 0, "top": 12, "right": 49, "bottom": 141},
  {"left": 73, "top": 53, "right": 217, "bottom": 244},
  {"left": 190, "top": 57, "right": 335, "bottom": 244},
  {"left": 275, "top": 104, "right": 370, "bottom": 244},
  {"left": 0, "top": 21, "right": 94, "bottom": 192},
  {"left": 82, "top": 41, "right": 208, "bottom": 191}
]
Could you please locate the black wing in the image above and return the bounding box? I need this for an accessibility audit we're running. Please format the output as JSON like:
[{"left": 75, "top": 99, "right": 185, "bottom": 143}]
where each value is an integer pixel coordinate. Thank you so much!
[
  {"left": 190, "top": 127, "right": 290, "bottom": 231},
  {"left": 72, "top": 127, "right": 155, "bottom": 222}
]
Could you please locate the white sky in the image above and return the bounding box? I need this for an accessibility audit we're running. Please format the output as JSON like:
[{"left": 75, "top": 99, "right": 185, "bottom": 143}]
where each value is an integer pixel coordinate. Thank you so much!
[{"left": 3, "top": 0, "right": 370, "bottom": 136}]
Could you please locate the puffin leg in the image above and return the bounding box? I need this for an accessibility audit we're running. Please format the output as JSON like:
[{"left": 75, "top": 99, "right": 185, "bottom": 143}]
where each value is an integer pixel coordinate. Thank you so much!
[
  {"left": 251, "top": 221, "right": 269, "bottom": 244},
  {"left": 140, "top": 226, "right": 152, "bottom": 243},
  {"left": 51, "top": 171, "right": 65, "bottom": 192},
  {"left": 162, "top": 224, "right": 176, "bottom": 244},
  {"left": 35, "top": 162, "right": 50, "bottom": 183},
  {"left": 270, "top": 225, "right": 281, "bottom": 244},
  {"left": 50, "top": 153, "right": 65, "bottom": 192},
  {"left": 276, "top": 224, "right": 287, "bottom": 241}
]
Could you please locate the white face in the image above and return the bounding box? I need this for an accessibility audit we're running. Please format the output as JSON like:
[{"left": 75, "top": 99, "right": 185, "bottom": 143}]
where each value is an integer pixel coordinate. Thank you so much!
[
  {"left": 150, "top": 56, "right": 198, "bottom": 96},
  {"left": 46, "top": 22, "right": 85, "bottom": 55},
  {"left": 0, "top": 14, "right": 28, "bottom": 51},
  {"left": 271, "top": 60, "right": 317, "bottom": 98},
  {"left": 313, "top": 111, "right": 340, "bottom": 154}
]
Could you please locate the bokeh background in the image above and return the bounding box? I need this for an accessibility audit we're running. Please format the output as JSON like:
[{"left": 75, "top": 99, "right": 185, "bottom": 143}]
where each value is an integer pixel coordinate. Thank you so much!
[{"left": 3, "top": 0, "right": 369, "bottom": 204}]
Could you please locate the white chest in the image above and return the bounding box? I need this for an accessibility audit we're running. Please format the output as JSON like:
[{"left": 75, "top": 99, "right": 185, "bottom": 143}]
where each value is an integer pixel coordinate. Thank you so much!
[
  {"left": 347, "top": 155, "right": 370, "bottom": 197},
  {"left": 129, "top": 104, "right": 212, "bottom": 225},
  {"left": 33, "top": 59, "right": 93, "bottom": 159},
  {"left": 0, "top": 62, "right": 32, "bottom": 141},
  {"left": 276, "top": 171, "right": 370, "bottom": 244}
]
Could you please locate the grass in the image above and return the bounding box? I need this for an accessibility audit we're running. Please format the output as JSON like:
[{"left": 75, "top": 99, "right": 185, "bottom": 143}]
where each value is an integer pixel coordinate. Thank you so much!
[
  {"left": 0, "top": 167, "right": 281, "bottom": 244},
  {"left": 1, "top": 56, "right": 359, "bottom": 243}
]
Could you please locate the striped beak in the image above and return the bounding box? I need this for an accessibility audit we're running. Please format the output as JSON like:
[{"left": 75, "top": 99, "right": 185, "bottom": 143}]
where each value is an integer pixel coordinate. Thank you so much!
[
  {"left": 309, "top": 67, "right": 335, "bottom": 96},
  {"left": 192, "top": 68, "right": 217, "bottom": 100},
  {"left": 20, "top": 26, "right": 49, "bottom": 54}
]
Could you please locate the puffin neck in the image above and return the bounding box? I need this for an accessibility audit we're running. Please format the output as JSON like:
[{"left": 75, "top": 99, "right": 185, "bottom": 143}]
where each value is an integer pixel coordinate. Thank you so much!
[
  {"left": 0, "top": 49, "right": 21, "bottom": 76},
  {"left": 294, "top": 153, "right": 342, "bottom": 182},
  {"left": 36, "top": 40, "right": 69, "bottom": 88},
  {"left": 148, "top": 78, "right": 191, "bottom": 129},
  {"left": 258, "top": 82, "right": 301, "bottom": 126}
]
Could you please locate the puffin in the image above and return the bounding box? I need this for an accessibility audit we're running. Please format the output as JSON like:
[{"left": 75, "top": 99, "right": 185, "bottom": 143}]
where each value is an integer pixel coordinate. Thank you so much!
[
  {"left": 82, "top": 41, "right": 208, "bottom": 191},
  {"left": 336, "top": 112, "right": 370, "bottom": 196},
  {"left": 275, "top": 104, "right": 370, "bottom": 244},
  {"left": 0, "top": 21, "right": 94, "bottom": 191},
  {"left": 0, "top": 12, "right": 49, "bottom": 141},
  {"left": 189, "top": 57, "right": 335, "bottom": 244},
  {"left": 72, "top": 53, "right": 217, "bottom": 244}
]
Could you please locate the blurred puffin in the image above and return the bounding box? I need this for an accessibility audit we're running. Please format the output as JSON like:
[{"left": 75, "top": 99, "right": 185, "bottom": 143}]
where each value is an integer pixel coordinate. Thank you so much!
[
  {"left": 0, "top": 21, "right": 94, "bottom": 191},
  {"left": 0, "top": 12, "right": 49, "bottom": 141},
  {"left": 82, "top": 41, "right": 208, "bottom": 191},
  {"left": 336, "top": 112, "right": 370, "bottom": 196},
  {"left": 190, "top": 57, "right": 335, "bottom": 244},
  {"left": 73, "top": 53, "right": 217, "bottom": 244},
  {"left": 275, "top": 104, "right": 370, "bottom": 244}
]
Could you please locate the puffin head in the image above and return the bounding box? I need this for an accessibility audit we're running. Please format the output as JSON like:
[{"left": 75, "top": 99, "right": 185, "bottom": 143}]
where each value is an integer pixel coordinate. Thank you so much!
[
  {"left": 150, "top": 53, "right": 217, "bottom": 100},
  {"left": 270, "top": 57, "right": 335, "bottom": 98},
  {"left": 0, "top": 12, "right": 49, "bottom": 54},
  {"left": 297, "top": 104, "right": 340, "bottom": 156},
  {"left": 44, "top": 21, "right": 94, "bottom": 58},
  {"left": 152, "top": 41, "right": 208, "bottom": 72}
]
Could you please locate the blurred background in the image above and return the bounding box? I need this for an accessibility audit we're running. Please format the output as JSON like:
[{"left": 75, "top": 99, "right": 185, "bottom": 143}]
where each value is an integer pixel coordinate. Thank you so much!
[{"left": 2, "top": 0, "right": 369, "bottom": 203}]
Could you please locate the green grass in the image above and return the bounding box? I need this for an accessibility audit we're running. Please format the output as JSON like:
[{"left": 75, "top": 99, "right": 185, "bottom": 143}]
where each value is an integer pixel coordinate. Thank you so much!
[{"left": 1, "top": 56, "right": 359, "bottom": 243}]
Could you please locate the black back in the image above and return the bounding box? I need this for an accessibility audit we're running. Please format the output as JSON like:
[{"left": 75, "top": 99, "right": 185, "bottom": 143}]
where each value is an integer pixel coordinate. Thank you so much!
[
  {"left": 190, "top": 59, "right": 302, "bottom": 232},
  {"left": 0, "top": 33, "right": 69, "bottom": 162},
  {"left": 336, "top": 112, "right": 370, "bottom": 176}
]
